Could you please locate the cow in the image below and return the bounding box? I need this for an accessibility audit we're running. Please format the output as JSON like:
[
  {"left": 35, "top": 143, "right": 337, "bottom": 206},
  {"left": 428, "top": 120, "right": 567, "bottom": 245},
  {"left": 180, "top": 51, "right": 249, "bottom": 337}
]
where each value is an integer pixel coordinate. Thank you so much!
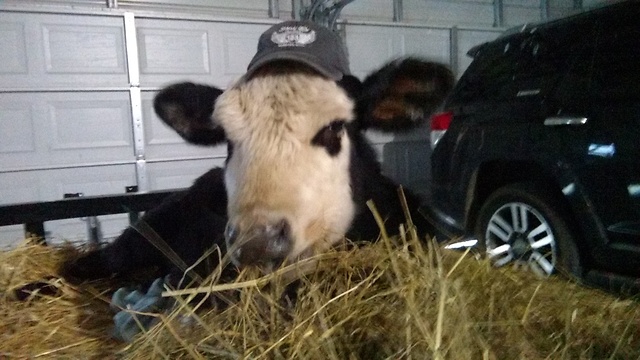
[{"left": 61, "top": 20, "right": 454, "bottom": 292}]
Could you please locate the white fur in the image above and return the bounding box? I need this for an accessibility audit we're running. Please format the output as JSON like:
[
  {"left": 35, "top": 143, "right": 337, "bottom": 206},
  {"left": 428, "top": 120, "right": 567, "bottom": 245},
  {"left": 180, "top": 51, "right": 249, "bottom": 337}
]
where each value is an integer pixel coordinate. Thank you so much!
[{"left": 215, "top": 73, "right": 356, "bottom": 262}]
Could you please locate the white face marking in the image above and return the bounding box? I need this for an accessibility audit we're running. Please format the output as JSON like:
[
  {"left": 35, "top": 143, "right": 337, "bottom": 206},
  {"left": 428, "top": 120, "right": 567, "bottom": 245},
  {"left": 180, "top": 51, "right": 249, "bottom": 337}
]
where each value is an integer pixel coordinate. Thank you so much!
[{"left": 215, "top": 72, "right": 356, "bottom": 265}]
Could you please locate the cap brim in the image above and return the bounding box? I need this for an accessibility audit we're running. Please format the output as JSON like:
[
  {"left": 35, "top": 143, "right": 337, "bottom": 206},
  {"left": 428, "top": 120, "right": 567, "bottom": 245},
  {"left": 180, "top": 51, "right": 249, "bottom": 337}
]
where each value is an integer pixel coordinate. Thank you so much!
[{"left": 246, "top": 50, "right": 343, "bottom": 81}]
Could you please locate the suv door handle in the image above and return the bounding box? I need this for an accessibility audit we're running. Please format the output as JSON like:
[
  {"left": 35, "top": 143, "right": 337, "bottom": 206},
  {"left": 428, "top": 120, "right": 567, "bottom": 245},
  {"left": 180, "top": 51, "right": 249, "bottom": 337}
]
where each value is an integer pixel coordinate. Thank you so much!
[{"left": 544, "top": 116, "right": 588, "bottom": 126}]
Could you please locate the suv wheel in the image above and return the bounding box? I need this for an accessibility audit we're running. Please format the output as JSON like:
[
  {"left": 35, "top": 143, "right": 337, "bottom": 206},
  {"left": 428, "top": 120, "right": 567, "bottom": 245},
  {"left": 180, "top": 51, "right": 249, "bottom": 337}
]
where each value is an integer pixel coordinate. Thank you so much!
[{"left": 475, "top": 182, "right": 582, "bottom": 279}]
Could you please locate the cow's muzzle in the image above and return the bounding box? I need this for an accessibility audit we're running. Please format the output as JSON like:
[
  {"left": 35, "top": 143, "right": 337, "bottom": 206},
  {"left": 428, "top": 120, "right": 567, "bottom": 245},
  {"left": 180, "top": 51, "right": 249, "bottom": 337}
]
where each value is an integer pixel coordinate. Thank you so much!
[{"left": 225, "top": 218, "right": 292, "bottom": 270}]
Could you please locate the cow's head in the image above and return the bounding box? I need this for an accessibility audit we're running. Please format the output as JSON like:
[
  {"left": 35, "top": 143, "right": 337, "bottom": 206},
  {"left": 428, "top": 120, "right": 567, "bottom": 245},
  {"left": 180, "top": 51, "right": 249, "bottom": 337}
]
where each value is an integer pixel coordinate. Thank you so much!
[{"left": 154, "top": 21, "right": 453, "bottom": 271}]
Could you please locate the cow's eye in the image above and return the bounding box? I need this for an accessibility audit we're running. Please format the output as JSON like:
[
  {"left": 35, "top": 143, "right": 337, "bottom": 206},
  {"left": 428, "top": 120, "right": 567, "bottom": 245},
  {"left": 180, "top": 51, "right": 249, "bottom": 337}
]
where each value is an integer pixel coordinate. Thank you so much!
[
  {"left": 311, "top": 120, "right": 346, "bottom": 156},
  {"left": 328, "top": 120, "right": 345, "bottom": 133}
]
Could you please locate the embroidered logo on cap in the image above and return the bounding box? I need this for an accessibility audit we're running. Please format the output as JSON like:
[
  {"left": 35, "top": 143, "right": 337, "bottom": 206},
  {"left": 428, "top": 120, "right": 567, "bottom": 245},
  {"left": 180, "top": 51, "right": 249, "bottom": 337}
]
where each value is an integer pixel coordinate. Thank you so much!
[{"left": 270, "top": 25, "right": 316, "bottom": 47}]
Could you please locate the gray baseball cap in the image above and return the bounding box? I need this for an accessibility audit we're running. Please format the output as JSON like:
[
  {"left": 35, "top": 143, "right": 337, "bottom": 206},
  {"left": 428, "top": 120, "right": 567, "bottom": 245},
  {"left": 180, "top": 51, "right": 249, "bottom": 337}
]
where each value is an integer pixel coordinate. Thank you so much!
[{"left": 246, "top": 20, "right": 350, "bottom": 80}]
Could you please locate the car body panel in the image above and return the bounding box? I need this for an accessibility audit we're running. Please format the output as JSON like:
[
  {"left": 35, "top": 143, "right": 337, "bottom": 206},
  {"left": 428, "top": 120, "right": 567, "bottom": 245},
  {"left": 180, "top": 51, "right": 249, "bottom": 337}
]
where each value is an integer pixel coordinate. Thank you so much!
[{"left": 430, "top": 1, "right": 640, "bottom": 278}]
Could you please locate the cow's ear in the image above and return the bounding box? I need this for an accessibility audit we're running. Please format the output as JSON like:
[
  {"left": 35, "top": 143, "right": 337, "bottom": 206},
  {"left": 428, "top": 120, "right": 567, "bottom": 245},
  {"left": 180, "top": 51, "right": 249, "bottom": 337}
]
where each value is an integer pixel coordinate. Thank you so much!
[
  {"left": 356, "top": 58, "right": 454, "bottom": 131},
  {"left": 154, "top": 82, "right": 226, "bottom": 146},
  {"left": 337, "top": 75, "right": 363, "bottom": 100}
]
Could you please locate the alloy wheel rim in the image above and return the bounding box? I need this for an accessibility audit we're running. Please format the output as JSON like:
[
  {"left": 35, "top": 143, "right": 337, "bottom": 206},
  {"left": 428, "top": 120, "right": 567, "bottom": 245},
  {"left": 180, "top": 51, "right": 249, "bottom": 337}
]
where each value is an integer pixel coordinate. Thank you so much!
[{"left": 484, "top": 202, "right": 557, "bottom": 277}]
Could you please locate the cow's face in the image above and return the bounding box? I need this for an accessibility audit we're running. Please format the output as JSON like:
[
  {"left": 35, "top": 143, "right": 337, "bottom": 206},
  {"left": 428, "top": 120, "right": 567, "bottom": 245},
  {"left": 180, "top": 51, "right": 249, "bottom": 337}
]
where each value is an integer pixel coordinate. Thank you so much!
[
  {"left": 154, "top": 57, "right": 454, "bottom": 271},
  {"left": 215, "top": 68, "right": 356, "bottom": 269}
]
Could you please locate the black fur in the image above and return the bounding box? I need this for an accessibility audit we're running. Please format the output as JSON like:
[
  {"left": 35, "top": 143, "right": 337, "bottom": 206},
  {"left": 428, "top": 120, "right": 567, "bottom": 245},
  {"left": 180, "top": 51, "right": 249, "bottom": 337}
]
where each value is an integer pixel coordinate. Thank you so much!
[
  {"left": 62, "top": 57, "right": 453, "bottom": 291},
  {"left": 62, "top": 169, "right": 233, "bottom": 287},
  {"left": 345, "top": 126, "right": 430, "bottom": 241},
  {"left": 153, "top": 83, "right": 225, "bottom": 146},
  {"left": 356, "top": 58, "right": 454, "bottom": 131},
  {"left": 311, "top": 120, "right": 345, "bottom": 156}
]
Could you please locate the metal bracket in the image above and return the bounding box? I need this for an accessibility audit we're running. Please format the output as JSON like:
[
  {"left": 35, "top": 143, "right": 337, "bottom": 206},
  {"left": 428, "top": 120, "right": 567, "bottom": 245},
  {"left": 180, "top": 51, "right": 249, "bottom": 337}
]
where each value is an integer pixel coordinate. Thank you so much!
[
  {"left": 493, "top": 0, "right": 504, "bottom": 28},
  {"left": 393, "top": 0, "right": 403, "bottom": 22},
  {"left": 299, "top": 0, "right": 356, "bottom": 31},
  {"left": 268, "top": 0, "right": 280, "bottom": 18},
  {"left": 64, "top": 193, "right": 102, "bottom": 246},
  {"left": 540, "top": 0, "right": 550, "bottom": 21},
  {"left": 449, "top": 26, "right": 459, "bottom": 77}
]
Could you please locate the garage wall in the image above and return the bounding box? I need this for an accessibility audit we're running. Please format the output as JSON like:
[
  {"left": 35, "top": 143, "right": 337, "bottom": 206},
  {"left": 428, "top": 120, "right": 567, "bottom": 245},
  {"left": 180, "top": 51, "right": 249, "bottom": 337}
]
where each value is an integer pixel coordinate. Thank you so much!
[
  {"left": 0, "top": 0, "right": 583, "bottom": 246},
  {"left": 0, "top": 11, "right": 137, "bottom": 245},
  {"left": 3, "top": 0, "right": 587, "bottom": 24}
]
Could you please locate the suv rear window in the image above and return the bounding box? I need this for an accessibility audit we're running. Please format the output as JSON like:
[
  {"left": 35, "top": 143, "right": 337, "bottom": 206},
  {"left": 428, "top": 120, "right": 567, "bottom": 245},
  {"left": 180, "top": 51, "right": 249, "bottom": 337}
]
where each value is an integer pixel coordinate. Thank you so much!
[
  {"left": 451, "top": 38, "right": 524, "bottom": 102},
  {"left": 451, "top": 18, "right": 595, "bottom": 105}
]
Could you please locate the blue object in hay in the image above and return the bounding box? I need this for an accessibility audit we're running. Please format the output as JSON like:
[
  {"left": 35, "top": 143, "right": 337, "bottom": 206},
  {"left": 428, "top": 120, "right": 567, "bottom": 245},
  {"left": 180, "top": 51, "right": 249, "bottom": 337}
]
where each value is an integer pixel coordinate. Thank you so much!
[{"left": 110, "top": 277, "right": 173, "bottom": 342}]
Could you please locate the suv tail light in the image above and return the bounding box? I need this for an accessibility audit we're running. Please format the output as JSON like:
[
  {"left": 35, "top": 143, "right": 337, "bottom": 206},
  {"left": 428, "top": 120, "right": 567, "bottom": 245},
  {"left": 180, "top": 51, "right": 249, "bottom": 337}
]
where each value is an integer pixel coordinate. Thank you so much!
[{"left": 430, "top": 111, "right": 452, "bottom": 148}]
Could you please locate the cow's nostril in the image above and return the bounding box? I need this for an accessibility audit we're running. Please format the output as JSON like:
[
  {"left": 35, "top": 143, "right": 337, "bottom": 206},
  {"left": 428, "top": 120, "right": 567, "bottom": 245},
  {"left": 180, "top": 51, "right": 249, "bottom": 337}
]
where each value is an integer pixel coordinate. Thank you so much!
[
  {"left": 265, "top": 219, "right": 291, "bottom": 257},
  {"left": 265, "top": 219, "right": 290, "bottom": 241},
  {"left": 227, "top": 218, "right": 293, "bottom": 269}
]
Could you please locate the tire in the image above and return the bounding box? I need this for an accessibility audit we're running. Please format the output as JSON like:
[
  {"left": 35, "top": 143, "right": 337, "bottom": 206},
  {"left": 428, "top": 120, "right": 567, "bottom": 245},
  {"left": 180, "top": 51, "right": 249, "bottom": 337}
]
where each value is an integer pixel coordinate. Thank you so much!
[{"left": 475, "top": 182, "right": 583, "bottom": 280}]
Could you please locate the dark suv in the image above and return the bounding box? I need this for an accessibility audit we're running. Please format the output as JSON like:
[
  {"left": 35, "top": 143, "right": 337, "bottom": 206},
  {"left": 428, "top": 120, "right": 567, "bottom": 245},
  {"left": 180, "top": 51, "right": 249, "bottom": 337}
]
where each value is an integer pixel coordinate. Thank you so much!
[{"left": 429, "top": 1, "right": 640, "bottom": 291}]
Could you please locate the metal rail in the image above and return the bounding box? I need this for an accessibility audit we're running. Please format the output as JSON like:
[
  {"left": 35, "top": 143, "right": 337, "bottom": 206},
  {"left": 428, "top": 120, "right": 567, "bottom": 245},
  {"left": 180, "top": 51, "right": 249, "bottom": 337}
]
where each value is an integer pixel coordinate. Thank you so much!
[{"left": 0, "top": 189, "right": 184, "bottom": 241}]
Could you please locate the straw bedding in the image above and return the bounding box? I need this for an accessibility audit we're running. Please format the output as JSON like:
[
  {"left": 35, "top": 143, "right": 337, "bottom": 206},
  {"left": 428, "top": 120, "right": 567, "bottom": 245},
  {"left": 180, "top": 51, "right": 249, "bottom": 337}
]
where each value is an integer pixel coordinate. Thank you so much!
[{"left": 1, "top": 232, "right": 639, "bottom": 359}]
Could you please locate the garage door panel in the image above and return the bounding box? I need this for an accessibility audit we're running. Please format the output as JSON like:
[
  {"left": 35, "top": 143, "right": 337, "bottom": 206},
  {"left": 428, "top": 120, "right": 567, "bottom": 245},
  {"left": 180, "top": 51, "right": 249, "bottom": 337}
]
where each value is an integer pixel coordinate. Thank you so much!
[
  {"left": 221, "top": 25, "right": 265, "bottom": 78},
  {"left": 136, "top": 19, "right": 268, "bottom": 88},
  {"left": 404, "top": 1, "right": 494, "bottom": 27},
  {"left": 347, "top": 25, "right": 452, "bottom": 80},
  {"left": 0, "top": 164, "right": 137, "bottom": 203},
  {"left": 42, "top": 23, "right": 126, "bottom": 74},
  {"left": 147, "top": 158, "right": 225, "bottom": 191},
  {"left": 138, "top": 27, "right": 210, "bottom": 75},
  {"left": 0, "top": 92, "right": 134, "bottom": 170},
  {"left": 503, "top": 5, "right": 540, "bottom": 27},
  {"left": 50, "top": 165, "right": 137, "bottom": 199},
  {"left": 49, "top": 98, "right": 132, "bottom": 150},
  {"left": 341, "top": 0, "right": 393, "bottom": 22},
  {"left": 0, "top": 173, "right": 41, "bottom": 206},
  {"left": 0, "top": 21, "right": 28, "bottom": 74},
  {"left": 0, "top": 225, "right": 25, "bottom": 248},
  {"left": 346, "top": 26, "right": 398, "bottom": 79},
  {"left": 0, "top": 102, "right": 35, "bottom": 154},
  {"left": 0, "top": 13, "right": 128, "bottom": 90},
  {"left": 402, "top": 28, "right": 450, "bottom": 64}
]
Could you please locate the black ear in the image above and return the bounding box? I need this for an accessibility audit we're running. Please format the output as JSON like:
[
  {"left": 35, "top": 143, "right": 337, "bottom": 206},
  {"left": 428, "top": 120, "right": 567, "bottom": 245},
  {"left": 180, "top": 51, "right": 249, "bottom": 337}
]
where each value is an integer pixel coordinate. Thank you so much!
[
  {"left": 153, "top": 82, "right": 226, "bottom": 146},
  {"left": 337, "top": 75, "right": 363, "bottom": 100},
  {"left": 356, "top": 58, "right": 454, "bottom": 131}
]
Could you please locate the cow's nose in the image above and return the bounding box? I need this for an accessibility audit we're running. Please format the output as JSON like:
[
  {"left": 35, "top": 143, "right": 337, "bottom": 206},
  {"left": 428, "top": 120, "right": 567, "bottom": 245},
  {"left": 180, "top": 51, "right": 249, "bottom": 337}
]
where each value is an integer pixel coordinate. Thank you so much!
[{"left": 225, "top": 219, "right": 292, "bottom": 269}]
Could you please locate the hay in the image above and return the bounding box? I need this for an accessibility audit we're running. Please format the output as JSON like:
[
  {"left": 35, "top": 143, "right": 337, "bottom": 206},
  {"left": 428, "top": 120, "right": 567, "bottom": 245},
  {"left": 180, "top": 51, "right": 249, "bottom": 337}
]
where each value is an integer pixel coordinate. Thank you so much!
[
  {"left": 1, "top": 233, "right": 639, "bottom": 359},
  {"left": 0, "top": 240, "right": 121, "bottom": 358}
]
